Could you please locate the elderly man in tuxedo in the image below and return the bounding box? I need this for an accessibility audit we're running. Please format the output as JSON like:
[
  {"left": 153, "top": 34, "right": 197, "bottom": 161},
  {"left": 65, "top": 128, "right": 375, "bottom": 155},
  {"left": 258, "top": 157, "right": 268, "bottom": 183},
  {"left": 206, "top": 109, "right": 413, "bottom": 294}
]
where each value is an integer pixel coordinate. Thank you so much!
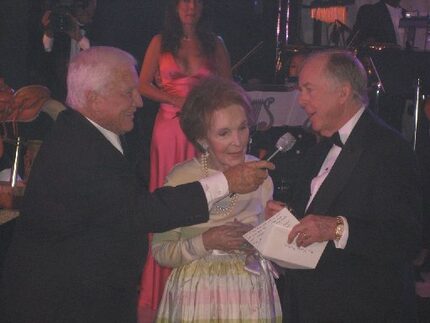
[
  {"left": 268, "top": 50, "right": 422, "bottom": 322},
  {"left": 0, "top": 46, "right": 273, "bottom": 323}
]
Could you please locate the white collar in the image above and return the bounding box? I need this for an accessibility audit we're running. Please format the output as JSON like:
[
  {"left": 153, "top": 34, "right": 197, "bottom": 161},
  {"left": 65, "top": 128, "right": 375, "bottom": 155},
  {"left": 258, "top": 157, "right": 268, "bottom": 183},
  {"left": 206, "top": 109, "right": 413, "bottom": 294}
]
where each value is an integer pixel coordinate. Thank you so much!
[
  {"left": 337, "top": 106, "right": 365, "bottom": 145},
  {"left": 86, "top": 117, "right": 124, "bottom": 154}
]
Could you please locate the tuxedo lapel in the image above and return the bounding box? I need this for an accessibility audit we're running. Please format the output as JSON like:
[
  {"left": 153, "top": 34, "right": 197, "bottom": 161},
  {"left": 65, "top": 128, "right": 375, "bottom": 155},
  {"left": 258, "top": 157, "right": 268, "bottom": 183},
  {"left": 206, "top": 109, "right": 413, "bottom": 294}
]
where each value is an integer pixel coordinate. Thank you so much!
[
  {"left": 306, "top": 142, "right": 363, "bottom": 215},
  {"left": 119, "top": 135, "right": 130, "bottom": 160},
  {"left": 306, "top": 111, "right": 371, "bottom": 215},
  {"left": 291, "top": 140, "right": 332, "bottom": 217}
]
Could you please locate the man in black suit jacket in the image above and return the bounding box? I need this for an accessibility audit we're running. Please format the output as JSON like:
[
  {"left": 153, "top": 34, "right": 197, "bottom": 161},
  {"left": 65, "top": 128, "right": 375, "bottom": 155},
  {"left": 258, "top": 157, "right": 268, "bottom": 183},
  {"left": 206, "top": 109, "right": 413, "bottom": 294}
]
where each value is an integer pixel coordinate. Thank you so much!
[
  {"left": 0, "top": 46, "right": 273, "bottom": 323},
  {"left": 350, "top": 0, "right": 404, "bottom": 47},
  {"left": 268, "top": 50, "right": 422, "bottom": 322}
]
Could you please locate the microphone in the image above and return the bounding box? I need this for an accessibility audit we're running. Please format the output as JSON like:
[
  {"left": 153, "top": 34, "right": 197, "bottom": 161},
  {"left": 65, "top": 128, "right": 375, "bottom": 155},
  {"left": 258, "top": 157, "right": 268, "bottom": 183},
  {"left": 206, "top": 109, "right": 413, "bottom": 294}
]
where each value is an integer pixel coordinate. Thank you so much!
[
  {"left": 228, "top": 132, "right": 296, "bottom": 198},
  {"left": 266, "top": 132, "right": 297, "bottom": 162}
]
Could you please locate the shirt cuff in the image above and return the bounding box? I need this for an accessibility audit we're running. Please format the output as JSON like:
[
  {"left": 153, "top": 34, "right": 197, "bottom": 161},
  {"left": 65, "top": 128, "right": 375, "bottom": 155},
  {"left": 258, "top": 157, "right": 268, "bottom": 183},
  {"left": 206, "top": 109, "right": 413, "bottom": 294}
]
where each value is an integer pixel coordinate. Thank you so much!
[
  {"left": 78, "top": 36, "right": 90, "bottom": 50},
  {"left": 333, "top": 216, "right": 349, "bottom": 249},
  {"left": 199, "top": 171, "right": 229, "bottom": 210},
  {"left": 189, "top": 234, "right": 211, "bottom": 256}
]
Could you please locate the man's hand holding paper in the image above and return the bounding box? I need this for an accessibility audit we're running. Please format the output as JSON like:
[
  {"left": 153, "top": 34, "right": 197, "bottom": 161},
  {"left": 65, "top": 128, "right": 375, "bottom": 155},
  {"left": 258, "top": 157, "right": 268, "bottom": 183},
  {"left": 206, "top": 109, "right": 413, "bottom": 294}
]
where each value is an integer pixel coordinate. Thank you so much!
[
  {"left": 243, "top": 207, "right": 328, "bottom": 269},
  {"left": 289, "top": 214, "right": 339, "bottom": 248}
]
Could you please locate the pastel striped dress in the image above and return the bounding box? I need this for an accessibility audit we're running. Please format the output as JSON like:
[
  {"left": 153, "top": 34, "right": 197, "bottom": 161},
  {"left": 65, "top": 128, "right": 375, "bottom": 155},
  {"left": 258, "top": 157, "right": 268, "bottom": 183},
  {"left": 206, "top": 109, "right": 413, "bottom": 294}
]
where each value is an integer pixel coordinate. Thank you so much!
[{"left": 152, "top": 157, "right": 282, "bottom": 322}]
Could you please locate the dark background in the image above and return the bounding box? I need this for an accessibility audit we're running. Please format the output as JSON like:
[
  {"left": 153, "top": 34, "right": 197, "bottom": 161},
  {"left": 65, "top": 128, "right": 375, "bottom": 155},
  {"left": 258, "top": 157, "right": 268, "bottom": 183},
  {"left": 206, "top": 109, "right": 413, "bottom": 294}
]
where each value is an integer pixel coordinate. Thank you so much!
[{"left": 0, "top": 0, "right": 282, "bottom": 90}]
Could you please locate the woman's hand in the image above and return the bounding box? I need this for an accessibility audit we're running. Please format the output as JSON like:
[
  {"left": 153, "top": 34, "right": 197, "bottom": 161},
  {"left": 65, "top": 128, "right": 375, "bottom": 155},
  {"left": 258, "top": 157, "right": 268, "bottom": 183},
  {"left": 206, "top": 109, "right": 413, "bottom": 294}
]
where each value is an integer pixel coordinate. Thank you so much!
[
  {"left": 265, "top": 200, "right": 286, "bottom": 220},
  {"left": 202, "top": 221, "right": 253, "bottom": 252}
]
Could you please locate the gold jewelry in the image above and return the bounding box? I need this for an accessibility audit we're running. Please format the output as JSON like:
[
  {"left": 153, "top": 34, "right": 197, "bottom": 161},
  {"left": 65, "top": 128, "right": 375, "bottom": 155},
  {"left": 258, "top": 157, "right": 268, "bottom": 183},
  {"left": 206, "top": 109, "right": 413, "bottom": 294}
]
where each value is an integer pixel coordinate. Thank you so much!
[
  {"left": 334, "top": 216, "right": 344, "bottom": 241},
  {"left": 214, "top": 194, "right": 238, "bottom": 216},
  {"left": 201, "top": 151, "right": 209, "bottom": 177},
  {"left": 200, "top": 152, "right": 238, "bottom": 217}
]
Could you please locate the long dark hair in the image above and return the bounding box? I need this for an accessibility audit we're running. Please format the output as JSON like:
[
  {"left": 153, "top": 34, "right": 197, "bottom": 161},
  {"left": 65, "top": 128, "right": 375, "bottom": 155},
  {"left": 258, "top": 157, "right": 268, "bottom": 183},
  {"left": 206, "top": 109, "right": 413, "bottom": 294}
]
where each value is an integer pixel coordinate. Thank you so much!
[{"left": 161, "top": 0, "right": 217, "bottom": 58}]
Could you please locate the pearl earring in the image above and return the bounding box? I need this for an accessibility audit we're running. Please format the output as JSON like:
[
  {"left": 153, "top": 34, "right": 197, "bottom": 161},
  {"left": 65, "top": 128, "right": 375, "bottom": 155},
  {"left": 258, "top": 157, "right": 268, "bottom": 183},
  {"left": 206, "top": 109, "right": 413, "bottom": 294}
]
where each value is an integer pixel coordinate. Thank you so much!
[{"left": 198, "top": 141, "right": 208, "bottom": 152}]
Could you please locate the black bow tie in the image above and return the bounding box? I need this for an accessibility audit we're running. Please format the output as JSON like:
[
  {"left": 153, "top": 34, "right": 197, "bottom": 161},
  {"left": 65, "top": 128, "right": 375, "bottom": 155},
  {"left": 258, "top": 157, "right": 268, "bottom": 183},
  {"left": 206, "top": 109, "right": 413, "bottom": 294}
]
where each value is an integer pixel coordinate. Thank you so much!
[{"left": 329, "top": 132, "right": 344, "bottom": 148}]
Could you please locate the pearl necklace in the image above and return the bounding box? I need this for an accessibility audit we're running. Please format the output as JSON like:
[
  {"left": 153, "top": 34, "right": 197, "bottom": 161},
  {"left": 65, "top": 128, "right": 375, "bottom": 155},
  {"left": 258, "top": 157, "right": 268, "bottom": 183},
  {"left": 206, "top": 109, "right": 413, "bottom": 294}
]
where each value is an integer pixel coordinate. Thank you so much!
[{"left": 201, "top": 152, "right": 238, "bottom": 217}]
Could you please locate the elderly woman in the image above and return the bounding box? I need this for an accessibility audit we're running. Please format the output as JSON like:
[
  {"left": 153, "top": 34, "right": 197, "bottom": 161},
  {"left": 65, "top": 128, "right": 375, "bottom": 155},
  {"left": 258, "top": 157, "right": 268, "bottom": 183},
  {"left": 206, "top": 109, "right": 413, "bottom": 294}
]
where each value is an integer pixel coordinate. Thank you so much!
[{"left": 152, "top": 77, "right": 282, "bottom": 322}]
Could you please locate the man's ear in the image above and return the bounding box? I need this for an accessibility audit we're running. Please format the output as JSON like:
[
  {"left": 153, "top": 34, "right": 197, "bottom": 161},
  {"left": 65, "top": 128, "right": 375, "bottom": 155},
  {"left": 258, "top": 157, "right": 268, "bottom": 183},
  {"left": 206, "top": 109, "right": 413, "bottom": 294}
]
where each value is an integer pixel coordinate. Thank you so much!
[
  {"left": 338, "top": 82, "right": 352, "bottom": 105},
  {"left": 86, "top": 90, "right": 99, "bottom": 112}
]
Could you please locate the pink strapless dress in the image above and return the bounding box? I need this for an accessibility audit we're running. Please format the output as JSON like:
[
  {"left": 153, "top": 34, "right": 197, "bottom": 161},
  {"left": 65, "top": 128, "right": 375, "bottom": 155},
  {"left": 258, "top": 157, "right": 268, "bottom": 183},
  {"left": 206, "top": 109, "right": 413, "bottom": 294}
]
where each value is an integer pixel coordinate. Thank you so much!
[{"left": 138, "top": 52, "right": 214, "bottom": 317}]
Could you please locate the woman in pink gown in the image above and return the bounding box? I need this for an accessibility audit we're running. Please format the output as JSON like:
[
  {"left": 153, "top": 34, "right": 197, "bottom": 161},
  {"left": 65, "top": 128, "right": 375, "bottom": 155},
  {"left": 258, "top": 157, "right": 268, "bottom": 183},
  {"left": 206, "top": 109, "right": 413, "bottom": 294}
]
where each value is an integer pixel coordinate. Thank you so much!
[{"left": 138, "top": 0, "right": 231, "bottom": 320}]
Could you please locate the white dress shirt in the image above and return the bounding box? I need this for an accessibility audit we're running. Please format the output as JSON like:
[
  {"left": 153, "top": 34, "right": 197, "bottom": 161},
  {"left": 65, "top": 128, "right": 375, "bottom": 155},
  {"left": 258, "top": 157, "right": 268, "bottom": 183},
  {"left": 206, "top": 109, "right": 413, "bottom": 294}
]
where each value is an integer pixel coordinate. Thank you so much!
[{"left": 306, "top": 106, "right": 365, "bottom": 248}]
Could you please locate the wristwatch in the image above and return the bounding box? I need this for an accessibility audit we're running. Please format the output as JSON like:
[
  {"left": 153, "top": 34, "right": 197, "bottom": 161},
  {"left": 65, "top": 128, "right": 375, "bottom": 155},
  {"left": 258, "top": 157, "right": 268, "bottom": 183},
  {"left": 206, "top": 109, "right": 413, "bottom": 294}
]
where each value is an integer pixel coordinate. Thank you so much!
[{"left": 334, "top": 216, "right": 344, "bottom": 241}]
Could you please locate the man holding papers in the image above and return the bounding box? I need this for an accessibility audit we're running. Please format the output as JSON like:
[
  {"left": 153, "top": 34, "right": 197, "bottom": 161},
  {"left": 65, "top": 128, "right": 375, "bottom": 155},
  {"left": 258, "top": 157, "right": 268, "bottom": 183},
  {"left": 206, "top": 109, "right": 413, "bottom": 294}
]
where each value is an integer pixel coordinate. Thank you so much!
[{"left": 268, "top": 50, "right": 422, "bottom": 322}]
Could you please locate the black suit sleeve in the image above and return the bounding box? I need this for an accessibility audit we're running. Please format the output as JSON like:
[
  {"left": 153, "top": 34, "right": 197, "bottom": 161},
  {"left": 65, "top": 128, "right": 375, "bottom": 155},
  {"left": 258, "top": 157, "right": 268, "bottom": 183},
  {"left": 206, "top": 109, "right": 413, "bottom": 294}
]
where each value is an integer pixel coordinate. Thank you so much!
[
  {"left": 345, "top": 139, "right": 422, "bottom": 264},
  {"left": 19, "top": 111, "right": 209, "bottom": 241}
]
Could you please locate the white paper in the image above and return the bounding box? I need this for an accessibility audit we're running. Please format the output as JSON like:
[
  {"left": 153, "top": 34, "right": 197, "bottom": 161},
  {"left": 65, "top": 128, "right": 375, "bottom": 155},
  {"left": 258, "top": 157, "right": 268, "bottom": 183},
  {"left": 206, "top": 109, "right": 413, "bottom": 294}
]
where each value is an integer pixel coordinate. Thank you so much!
[
  {"left": 243, "top": 208, "right": 327, "bottom": 269},
  {"left": 243, "top": 207, "right": 298, "bottom": 248}
]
